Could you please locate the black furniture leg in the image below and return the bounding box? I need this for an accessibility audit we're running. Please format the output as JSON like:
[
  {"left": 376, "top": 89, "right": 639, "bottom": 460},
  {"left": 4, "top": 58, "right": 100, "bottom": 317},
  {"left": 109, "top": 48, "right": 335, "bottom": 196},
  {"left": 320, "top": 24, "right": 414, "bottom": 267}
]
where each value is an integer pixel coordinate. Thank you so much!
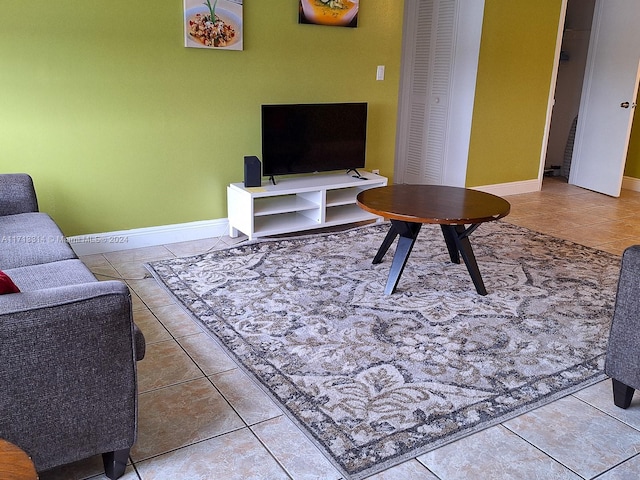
[
  {"left": 384, "top": 221, "right": 422, "bottom": 295},
  {"left": 103, "top": 448, "right": 130, "bottom": 480},
  {"left": 441, "top": 224, "right": 487, "bottom": 296},
  {"left": 440, "top": 224, "right": 460, "bottom": 264},
  {"left": 373, "top": 223, "right": 399, "bottom": 264},
  {"left": 612, "top": 379, "right": 635, "bottom": 409}
]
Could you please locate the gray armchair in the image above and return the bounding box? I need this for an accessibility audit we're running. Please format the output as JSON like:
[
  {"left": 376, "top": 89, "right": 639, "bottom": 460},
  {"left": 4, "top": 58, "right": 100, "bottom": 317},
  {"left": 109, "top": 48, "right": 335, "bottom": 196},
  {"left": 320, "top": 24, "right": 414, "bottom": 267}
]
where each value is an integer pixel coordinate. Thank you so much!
[
  {"left": 605, "top": 245, "right": 640, "bottom": 408},
  {"left": 0, "top": 173, "right": 145, "bottom": 479}
]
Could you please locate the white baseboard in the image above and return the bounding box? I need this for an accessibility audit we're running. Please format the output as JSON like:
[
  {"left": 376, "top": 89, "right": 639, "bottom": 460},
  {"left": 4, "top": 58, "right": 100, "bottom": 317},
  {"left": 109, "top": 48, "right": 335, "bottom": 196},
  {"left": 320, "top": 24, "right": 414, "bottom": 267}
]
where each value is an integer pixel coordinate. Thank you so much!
[
  {"left": 473, "top": 176, "right": 640, "bottom": 197},
  {"left": 67, "top": 176, "right": 640, "bottom": 256},
  {"left": 67, "top": 218, "right": 230, "bottom": 256},
  {"left": 622, "top": 176, "right": 640, "bottom": 192},
  {"left": 470, "top": 179, "right": 541, "bottom": 197},
  {"left": 67, "top": 179, "right": 543, "bottom": 256}
]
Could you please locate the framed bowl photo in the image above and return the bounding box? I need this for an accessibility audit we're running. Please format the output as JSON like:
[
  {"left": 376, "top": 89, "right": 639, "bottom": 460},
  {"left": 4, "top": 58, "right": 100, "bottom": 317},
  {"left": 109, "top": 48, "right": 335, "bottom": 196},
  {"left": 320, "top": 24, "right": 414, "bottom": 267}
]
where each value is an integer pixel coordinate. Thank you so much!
[
  {"left": 184, "top": 0, "right": 243, "bottom": 50},
  {"left": 299, "top": 0, "right": 359, "bottom": 28}
]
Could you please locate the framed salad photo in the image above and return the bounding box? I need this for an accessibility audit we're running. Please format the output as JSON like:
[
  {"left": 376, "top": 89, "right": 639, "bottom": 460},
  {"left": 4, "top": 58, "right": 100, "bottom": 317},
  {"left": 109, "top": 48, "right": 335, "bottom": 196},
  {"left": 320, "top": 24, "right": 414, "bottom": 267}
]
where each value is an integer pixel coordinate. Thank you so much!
[
  {"left": 184, "top": 0, "right": 243, "bottom": 50},
  {"left": 299, "top": 0, "right": 359, "bottom": 28}
]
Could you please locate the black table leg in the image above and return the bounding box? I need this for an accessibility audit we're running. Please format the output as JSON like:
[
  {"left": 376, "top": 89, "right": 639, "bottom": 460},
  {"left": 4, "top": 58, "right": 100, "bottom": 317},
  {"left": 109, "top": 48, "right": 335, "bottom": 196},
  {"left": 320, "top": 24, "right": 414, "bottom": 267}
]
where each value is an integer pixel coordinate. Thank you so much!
[
  {"left": 440, "top": 225, "right": 460, "bottom": 264},
  {"left": 381, "top": 220, "right": 421, "bottom": 295},
  {"left": 373, "top": 223, "right": 399, "bottom": 264},
  {"left": 375, "top": 221, "right": 488, "bottom": 296},
  {"left": 440, "top": 224, "right": 487, "bottom": 296}
]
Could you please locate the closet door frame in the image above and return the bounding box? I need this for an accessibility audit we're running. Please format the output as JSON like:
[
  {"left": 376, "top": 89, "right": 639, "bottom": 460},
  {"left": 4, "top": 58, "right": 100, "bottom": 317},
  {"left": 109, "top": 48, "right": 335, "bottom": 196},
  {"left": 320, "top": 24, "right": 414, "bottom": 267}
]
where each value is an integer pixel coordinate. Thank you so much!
[{"left": 395, "top": 0, "right": 485, "bottom": 187}]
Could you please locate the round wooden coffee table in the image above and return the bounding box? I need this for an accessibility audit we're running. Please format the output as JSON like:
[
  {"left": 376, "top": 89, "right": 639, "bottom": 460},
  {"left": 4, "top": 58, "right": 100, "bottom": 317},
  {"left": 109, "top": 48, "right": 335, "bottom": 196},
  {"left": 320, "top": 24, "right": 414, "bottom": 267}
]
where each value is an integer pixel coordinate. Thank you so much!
[
  {"left": 356, "top": 184, "right": 511, "bottom": 295},
  {"left": 0, "top": 439, "right": 38, "bottom": 480}
]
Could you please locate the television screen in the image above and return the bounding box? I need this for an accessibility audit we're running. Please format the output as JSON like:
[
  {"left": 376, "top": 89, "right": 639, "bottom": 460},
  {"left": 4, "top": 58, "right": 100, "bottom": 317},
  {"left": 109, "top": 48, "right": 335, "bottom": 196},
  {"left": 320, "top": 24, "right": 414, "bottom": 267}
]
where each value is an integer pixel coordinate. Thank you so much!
[{"left": 261, "top": 102, "right": 367, "bottom": 177}]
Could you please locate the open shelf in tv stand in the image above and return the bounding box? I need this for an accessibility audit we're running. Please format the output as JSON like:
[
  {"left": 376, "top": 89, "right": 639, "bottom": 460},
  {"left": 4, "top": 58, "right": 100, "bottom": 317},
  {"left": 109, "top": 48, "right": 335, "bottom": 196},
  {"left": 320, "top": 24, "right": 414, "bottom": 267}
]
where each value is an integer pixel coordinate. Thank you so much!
[{"left": 227, "top": 171, "right": 388, "bottom": 240}]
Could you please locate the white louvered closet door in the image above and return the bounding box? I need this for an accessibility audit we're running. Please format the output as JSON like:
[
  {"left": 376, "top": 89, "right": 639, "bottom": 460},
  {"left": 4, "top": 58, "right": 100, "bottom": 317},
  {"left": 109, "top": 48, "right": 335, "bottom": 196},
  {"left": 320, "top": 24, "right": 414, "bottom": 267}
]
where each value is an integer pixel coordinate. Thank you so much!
[{"left": 395, "top": 0, "right": 484, "bottom": 187}]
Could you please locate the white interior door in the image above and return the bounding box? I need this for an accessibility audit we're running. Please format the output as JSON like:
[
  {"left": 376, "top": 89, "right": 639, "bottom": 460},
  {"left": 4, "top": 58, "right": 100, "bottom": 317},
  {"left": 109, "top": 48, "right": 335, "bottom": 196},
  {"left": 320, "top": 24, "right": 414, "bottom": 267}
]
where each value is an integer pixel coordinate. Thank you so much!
[{"left": 569, "top": 0, "right": 640, "bottom": 197}]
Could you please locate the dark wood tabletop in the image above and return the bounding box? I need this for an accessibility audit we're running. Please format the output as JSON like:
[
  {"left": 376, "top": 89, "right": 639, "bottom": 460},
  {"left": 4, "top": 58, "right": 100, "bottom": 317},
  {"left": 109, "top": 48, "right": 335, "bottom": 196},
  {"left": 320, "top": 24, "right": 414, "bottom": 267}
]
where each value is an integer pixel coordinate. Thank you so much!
[{"left": 356, "top": 184, "right": 511, "bottom": 225}]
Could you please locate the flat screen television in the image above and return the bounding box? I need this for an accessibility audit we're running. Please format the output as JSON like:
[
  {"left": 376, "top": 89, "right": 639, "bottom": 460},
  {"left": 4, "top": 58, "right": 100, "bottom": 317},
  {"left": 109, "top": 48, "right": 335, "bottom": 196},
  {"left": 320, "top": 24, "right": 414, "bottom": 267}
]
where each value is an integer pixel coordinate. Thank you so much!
[{"left": 261, "top": 102, "right": 367, "bottom": 181}]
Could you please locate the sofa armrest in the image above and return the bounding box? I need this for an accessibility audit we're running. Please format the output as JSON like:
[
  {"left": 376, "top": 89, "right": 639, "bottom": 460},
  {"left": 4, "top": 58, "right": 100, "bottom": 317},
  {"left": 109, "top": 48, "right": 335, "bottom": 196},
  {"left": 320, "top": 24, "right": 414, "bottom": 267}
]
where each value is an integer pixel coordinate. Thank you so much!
[
  {"left": 0, "top": 281, "right": 144, "bottom": 472},
  {"left": 0, "top": 173, "right": 39, "bottom": 216}
]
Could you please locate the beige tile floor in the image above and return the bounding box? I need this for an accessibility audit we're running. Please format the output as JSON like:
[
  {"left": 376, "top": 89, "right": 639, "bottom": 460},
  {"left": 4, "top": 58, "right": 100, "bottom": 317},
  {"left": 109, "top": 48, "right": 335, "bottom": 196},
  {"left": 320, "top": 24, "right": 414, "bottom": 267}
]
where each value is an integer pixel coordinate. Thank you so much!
[{"left": 40, "top": 178, "right": 640, "bottom": 480}]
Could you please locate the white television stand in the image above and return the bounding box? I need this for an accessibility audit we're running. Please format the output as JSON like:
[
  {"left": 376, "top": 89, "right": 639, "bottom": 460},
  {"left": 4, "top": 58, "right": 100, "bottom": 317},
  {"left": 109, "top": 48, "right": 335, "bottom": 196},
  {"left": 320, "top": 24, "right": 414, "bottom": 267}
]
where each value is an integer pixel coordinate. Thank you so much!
[{"left": 227, "top": 171, "right": 388, "bottom": 240}]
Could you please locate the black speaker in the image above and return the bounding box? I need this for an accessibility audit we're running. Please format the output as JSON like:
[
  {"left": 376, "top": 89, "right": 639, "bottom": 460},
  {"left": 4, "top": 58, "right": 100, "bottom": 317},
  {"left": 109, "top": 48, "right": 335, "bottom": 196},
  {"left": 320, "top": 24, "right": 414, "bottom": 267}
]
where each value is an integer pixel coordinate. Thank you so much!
[{"left": 244, "top": 156, "right": 262, "bottom": 187}]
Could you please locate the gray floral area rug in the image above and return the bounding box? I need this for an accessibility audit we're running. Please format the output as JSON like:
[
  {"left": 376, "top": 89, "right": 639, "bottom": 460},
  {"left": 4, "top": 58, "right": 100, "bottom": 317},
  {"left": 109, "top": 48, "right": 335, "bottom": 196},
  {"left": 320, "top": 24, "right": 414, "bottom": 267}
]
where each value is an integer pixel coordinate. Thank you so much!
[{"left": 146, "top": 222, "right": 620, "bottom": 479}]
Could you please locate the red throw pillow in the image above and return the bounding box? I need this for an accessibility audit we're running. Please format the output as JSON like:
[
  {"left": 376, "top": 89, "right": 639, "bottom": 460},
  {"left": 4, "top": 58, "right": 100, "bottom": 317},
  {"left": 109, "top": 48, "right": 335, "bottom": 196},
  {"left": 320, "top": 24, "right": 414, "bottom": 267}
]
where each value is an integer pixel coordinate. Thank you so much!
[{"left": 0, "top": 270, "right": 20, "bottom": 294}]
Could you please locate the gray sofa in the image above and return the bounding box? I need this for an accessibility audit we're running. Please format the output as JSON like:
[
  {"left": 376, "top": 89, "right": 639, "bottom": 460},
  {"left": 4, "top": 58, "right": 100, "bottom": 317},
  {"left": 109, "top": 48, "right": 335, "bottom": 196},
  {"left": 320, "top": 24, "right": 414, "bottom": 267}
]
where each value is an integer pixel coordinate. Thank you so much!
[
  {"left": 0, "top": 174, "right": 145, "bottom": 479},
  {"left": 606, "top": 245, "right": 640, "bottom": 409}
]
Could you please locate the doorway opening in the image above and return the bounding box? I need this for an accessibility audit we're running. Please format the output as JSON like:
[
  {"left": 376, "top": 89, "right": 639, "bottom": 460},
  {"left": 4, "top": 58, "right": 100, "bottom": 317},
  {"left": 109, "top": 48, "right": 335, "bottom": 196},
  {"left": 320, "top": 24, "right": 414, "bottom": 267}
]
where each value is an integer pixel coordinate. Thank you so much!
[{"left": 543, "top": 0, "right": 595, "bottom": 182}]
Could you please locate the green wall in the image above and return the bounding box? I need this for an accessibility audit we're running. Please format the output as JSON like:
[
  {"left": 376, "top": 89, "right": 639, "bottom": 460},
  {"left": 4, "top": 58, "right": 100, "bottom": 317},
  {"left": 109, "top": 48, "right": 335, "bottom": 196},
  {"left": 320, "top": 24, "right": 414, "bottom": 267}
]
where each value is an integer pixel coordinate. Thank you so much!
[
  {"left": 3, "top": 0, "right": 637, "bottom": 237},
  {"left": 468, "top": 0, "right": 640, "bottom": 186},
  {"left": 0, "top": 1, "right": 403, "bottom": 236},
  {"left": 466, "top": 0, "right": 563, "bottom": 187},
  {"left": 625, "top": 105, "right": 640, "bottom": 178}
]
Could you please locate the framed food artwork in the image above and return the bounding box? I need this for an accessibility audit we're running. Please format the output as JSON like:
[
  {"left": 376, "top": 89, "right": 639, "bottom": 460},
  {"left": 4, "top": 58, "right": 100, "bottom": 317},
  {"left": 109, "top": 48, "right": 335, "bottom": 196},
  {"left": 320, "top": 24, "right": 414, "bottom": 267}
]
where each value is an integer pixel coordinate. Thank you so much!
[
  {"left": 184, "top": 0, "right": 243, "bottom": 50},
  {"left": 299, "top": 0, "right": 359, "bottom": 27}
]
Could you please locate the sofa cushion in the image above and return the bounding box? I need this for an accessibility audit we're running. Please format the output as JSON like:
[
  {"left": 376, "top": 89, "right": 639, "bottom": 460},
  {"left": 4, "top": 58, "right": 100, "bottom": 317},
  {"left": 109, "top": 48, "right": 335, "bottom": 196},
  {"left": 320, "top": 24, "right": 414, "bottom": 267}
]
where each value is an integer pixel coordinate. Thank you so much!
[
  {"left": 0, "top": 270, "right": 20, "bottom": 294},
  {"left": 0, "top": 212, "right": 77, "bottom": 269},
  {"left": 4, "top": 259, "right": 97, "bottom": 292}
]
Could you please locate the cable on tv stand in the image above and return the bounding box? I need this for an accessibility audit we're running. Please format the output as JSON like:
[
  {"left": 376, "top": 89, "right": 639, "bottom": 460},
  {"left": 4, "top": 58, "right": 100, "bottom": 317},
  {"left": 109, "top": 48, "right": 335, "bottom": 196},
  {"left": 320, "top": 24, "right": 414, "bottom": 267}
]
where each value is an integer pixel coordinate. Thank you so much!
[{"left": 347, "top": 168, "right": 367, "bottom": 180}]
